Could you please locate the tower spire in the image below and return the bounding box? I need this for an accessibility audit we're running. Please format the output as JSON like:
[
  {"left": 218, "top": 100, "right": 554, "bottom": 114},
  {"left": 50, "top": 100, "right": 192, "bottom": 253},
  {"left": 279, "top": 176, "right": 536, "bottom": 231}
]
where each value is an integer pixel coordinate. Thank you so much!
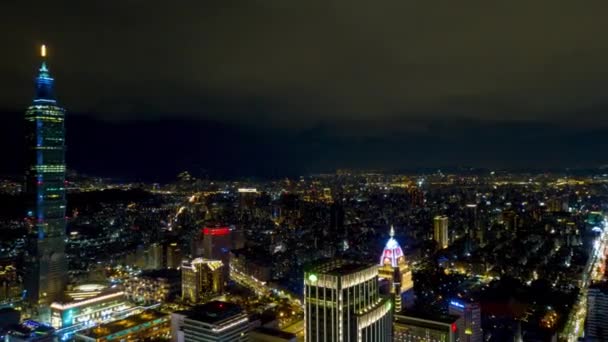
[
  {"left": 390, "top": 224, "right": 395, "bottom": 237},
  {"left": 38, "top": 44, "right": 50, "bottom": 77},
  {"left": 35, "top": 44, "right": 55, "bottom": 102}
]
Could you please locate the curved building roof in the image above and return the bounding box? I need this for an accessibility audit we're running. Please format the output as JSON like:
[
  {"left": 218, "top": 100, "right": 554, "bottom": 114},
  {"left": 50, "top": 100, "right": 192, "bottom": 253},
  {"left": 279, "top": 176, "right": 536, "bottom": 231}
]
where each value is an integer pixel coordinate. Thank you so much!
[{"left": 380, "top": 226, "right": 405, "bottom": 268}]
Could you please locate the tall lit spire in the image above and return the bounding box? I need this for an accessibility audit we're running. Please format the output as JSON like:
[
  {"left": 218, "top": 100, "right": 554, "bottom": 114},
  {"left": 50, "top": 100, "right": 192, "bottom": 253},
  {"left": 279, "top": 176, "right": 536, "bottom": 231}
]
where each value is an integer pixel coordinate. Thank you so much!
[
  {"left": 380, "top": 225, "right": 405, "bottom": 267},
  {"left": 24, "top": 42, "right": 67, "bottom": 305},
  {"left": 35, "top": 44, "right": 55, "bottom": 102}
]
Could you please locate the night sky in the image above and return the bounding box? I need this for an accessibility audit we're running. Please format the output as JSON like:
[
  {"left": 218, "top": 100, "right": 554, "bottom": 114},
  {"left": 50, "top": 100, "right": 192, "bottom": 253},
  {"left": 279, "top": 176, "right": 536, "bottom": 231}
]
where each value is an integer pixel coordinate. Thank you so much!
[{"left": 2, "top": 1, "right": 608, "bottom": 181}]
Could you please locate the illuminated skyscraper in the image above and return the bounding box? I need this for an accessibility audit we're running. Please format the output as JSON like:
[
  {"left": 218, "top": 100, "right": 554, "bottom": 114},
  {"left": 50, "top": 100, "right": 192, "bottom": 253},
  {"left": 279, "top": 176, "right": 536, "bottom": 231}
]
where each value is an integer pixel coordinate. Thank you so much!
[
  {"left": 378, "top": 226, "right": 414, "bottom": 312},
  {"left": 304, "top": 259, "right": 392, "bottom": 342},
  {"left": 181, "top": 258, "right": 224, "bottom": 303},
  {"left": 166, "top": 242, "right": 182, "bottom": 269},
  {"left": 202, "top": 226, "right": 232, "bottom": 279},
  {"left": 586, "top": 282, "right": 608, "bottom": 341},
  {"left": 24, "top": 45, "right": 68, "bottom": 305},
  {"left": 433, "top": 216, "right": 449, "bottom": 249},
  {"left": 448, "top": 300, "right": 482, "bottom": 342}
]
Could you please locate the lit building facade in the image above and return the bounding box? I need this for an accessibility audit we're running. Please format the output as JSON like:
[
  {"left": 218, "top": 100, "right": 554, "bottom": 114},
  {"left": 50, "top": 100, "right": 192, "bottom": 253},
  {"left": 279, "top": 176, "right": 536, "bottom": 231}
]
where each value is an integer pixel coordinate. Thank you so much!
[
  {"left": 0, "top": 260, "right": 21, "bottom": 302},
  {"left": 230, "top": 248, "right": 273, "bottom": 283},
  {"left": 171, "top": 301, "right": 250, "bottom": 342},
  {"left": 393, "top": 313, "right": 458, "bottom": 342},
  {"left": 166, "top": 242, "right": 183, "bottom": 269},
  {"left": 6, "top": 320, "right": 56, "bottom": 342},
  {"left": 124, "top": 269, "right": 180, "bottom": 304},
  {"left": 202, "top": 226, "right": 232, "bottom": 279},
  {"left": 50, "top": 289, "right": 130, "bottom": 329},
  {"left": 586, "top": 282, "right": 608, "bottom": 341},
  {"left": 433, "top": 216, "right": 449, "bottom": 249},
  {"left": 181, "top": 258, "right": 223, "bottom": 303},
  {"left": 378, "top": 226, "right": 414, "bottom": 312},
  {"left": 24, "top": 45, "right": 68, "bottom": 305},
  {"left": 465, "top": 204, "right": 483, "bottom": 246},
  {"left": 304, "top": 259, "right": 392, "bottom": 342},
  {"left": 144, "top": 243, "right": 163, "bottom": 270},
  {"left": 448, "top": 300, "right": 482, "bottom": 342}
]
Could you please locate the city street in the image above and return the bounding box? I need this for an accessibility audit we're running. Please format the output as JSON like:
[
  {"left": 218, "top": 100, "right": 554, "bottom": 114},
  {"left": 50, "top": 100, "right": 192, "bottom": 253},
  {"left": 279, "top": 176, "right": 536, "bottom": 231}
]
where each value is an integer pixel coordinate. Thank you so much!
[{"left": 563, "top": 219, "right": 608, "bottom": 341}]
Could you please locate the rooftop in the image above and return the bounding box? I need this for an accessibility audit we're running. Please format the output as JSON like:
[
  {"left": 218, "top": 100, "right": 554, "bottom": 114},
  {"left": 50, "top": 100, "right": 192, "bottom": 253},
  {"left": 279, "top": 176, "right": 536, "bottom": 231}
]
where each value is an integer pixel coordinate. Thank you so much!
[
  {"left": 178, "top": 301, "right": 244, "bottom": 325},
  {"left": 306, "top": 259, "right": 374, "bottom": 276},
  {"left": 396, "top": 311, "right": 459, "bottom": 325},
  {"left": 84, "top": 310, "right": 168, "bottom": 338},
  {"left": 329, "top": 262, "right": 372, "bottom": 275},
  {"left": 252, "top": 327, "right": 296, "bottom": 340},
  {"left": 589, "top": 281, "right": 608, "bottom": 294},
  {"left": 140, "top": 268, "right": 180, "bottom": 280},
  {"left": 8, "top": 321, "right": 55, "bottom": 339},
  {"left": 231, "top": 248, "right": 274, "bottom": 263}
]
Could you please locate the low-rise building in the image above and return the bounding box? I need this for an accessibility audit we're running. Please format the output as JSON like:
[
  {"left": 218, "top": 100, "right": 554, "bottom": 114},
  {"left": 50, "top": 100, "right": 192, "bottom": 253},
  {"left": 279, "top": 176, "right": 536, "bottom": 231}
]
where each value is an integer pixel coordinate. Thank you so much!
[
  {"left": 75, "top": 310, "right": 170, "bottom": 342},
  {"left": 5, "top": 320, "right": 56, "bottom": 342},
  {"left": 249, "top": 327, "right": 296, "bottom": 342},
  {"left": 394, "top": 312, "right": 459, "bottom": 342},
  {"left": 124, "top": 269, "right": 180, "bottom": 304},
  {"left": 171, "top": 301, "right": 250, "bottom": 342},
  {"left": 50, "top": 288, "right": 131, "bottom": 329}
]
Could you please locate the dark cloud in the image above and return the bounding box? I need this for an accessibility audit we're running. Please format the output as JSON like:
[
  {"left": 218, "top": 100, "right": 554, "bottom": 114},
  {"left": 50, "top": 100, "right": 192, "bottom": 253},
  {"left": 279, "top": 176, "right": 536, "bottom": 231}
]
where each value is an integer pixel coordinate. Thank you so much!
[
  {"left": 1, "top": 0, "right": 608, "bottom": 126},
  {"left": 2, "top": 1, "right": 608, "bottom": 178}
]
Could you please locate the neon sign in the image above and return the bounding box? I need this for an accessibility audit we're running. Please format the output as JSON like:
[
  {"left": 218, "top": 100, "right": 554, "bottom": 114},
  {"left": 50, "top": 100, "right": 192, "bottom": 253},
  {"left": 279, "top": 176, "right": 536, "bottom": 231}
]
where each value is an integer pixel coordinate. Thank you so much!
[
  {"left": 203, "top": 227, "right": 230, "bottom": 236},
  {"left": 450, "top": 300, "right": 465, "bottom": 309}
]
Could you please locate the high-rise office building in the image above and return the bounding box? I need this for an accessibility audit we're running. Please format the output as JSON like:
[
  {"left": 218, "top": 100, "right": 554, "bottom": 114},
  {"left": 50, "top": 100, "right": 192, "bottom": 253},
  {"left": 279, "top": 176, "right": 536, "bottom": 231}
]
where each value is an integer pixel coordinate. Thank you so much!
[
  {"left": 304, "top": 259, "right": 392, "bottom": 342},
  {"left": 166, "top": 242, "right": 183, "bottom": 269},
  {"left": 586, "top": 282, "right": 608, "bottom": 341},
  {"left": 23, "top": 45, "right": 68, "bottom": 306},
  {"left": 433, "top": 216, "right": 449, "bottom": 249},
  {"left": 378, "top": 226, "right": 414, "bottom": 312},
  {"left": 0, "top": 259, "right": 21, "bottom": 302},
  {"left": 448, "top": 300, "right": 482, "bottom": 342},
  {"left": 181, "top": 258, "right": 224, "bottom": 303},
  {"left": 465, "top": 204, "right": 481, "bottom": 243},
  {"left": 501, "top": 210, "right": 519, "bottom": 236},
  {"left": 171, "top": 301, "right": 250, "bottom": 342},
  {"left": 202, "top": 226, "right": 232, "bottom": 278},
  {"left": 141, "top": 243, "right": 163, "bottom": 270}
]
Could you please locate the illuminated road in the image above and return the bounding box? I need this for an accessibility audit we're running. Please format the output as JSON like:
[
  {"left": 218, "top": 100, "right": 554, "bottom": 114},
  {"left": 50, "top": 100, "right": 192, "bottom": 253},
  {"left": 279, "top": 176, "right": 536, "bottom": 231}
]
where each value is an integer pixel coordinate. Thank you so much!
[
  {"left": 562, "top": 218, "right": 608, "bottom": 341},
  {"left": 229, "top": 265, "right": 302, "bottom": 307},
  {"left": 229, "top": 266, "right": 272, "bottom": 297}
]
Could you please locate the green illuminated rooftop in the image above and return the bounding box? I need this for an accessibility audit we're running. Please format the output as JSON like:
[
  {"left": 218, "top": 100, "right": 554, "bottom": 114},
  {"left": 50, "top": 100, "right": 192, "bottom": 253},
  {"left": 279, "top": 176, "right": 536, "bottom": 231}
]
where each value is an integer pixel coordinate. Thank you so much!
[{"left": 80, "top": 310, "right": 168, "bottom": 339}]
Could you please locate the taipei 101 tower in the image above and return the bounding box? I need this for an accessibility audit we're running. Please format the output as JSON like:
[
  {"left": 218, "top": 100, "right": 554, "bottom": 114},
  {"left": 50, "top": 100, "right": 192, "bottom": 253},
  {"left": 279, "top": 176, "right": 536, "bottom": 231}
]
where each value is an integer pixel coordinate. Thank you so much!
[{"left": 24, "top": 45, "right": 68, "bottom": 306}]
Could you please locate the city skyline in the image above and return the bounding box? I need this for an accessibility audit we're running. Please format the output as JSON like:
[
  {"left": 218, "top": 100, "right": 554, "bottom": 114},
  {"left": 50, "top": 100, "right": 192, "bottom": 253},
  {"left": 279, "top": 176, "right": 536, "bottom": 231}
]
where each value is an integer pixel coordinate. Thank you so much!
[{"left": 2, "top": 4, "right": 608, "bottom": 342}]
